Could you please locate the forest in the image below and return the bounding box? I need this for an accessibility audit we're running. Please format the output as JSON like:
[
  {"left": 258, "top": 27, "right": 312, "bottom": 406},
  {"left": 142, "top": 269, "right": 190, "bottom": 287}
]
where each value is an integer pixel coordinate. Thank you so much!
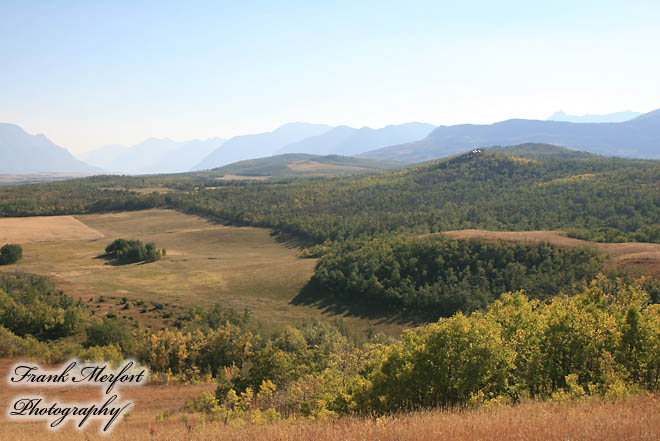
[
  {"left": 310, "top": 235, "right": 605, "bottom": 320},
  {"left": 1, "top": 151, "right": 658, "bottom": 245}
]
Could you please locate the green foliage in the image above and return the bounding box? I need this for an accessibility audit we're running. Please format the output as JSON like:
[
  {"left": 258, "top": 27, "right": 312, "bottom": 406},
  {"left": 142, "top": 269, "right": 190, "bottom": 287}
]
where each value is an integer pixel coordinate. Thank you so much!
[
  {"left": 105, "top": 238, "right": 161, "bottom": 263},
  {"left": 0, "top": 243, "right": 22, "bottom": 265},
  {"left": 84, "top": 317, "right": 136, "bottom": 354},
  {"left": 352, "top": 280, "right": 660, "bottom": 413},
  {"left": 176, "top": 304, "right": 250, "bottom": 330},
  {"left": 362, "top": 313, "right": 513, "bottom": 411},
  {"left": 312, "top": 235, "right": 604, "bottom": 319},
  {"left": 0, "top": 152, "right": 658, "bottom": 246},
  {"left": 0, "top": 273, "right": 85, "bottom": 340}
]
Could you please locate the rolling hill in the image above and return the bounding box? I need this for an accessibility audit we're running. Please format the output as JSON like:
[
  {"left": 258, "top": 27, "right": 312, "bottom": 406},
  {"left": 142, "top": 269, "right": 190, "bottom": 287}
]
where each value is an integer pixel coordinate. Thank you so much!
[
  {"left": 487, "top": 143, "right": 597, "bottom": 159},
  {"left": 199, "top": 153, "right": 401, "bottom": 179},
  {"left": 193, "top": 122, "right": 332, "bottom": 170},
  {"left": 361, "top": 108, "right": 660, "bottom": 163},
  {"left": 0, "top": 123, "right": 99, "bottom": 174}
]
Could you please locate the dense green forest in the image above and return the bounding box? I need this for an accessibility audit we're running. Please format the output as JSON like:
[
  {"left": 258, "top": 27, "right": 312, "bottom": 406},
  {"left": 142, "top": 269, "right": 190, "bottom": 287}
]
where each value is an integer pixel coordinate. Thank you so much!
[
  {"left": 1, "top": 150, "right": 658, "bottom": 244},
  {"left": 310, "top": 236, "right": 604, "bottom": 320}
]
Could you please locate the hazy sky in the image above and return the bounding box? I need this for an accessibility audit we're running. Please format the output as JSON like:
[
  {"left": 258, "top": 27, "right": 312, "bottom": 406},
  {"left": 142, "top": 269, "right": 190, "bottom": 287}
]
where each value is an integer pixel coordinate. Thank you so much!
[{"left": 2, "top": 0, "right": 659, "bottom": 154}]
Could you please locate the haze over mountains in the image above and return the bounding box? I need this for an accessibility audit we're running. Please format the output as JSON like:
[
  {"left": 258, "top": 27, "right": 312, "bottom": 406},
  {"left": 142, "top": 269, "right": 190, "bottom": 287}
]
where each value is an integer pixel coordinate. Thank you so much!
[
  {"left": 276, "top": 123, "right": 436, "bottom": 156},
  {"left": 361, "top": 108, "right": 660, "bottom": 163},
  {"left": 193, "top": 122, "right": 333, "bottom": 170},
  {"left": 2, "top": 108, "right": 658, "bottom": 175},
  {"left": 0, "top": 123, "right": 99, "bottom": 174},
  {"left": 82, "top": 138, "right": 225, "bottom": 174},
  {"left": 547, "top": 110, "right": 641, "bottom": 123},
  {"left": 195, "top": 122, "right": 435, "bottom": 170}
]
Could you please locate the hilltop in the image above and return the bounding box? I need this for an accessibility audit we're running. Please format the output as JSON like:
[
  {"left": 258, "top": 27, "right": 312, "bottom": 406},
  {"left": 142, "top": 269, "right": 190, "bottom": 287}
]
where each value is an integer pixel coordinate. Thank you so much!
[{"left": 198, "top": 153, "right": 401, "bottom": 179}]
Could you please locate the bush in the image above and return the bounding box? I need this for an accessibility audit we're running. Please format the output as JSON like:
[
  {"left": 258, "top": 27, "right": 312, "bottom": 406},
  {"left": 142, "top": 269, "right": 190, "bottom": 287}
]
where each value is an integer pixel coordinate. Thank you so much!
[
  {"left": 0, "top": 244, "right": 22, "bottom": 265},
  {"left": 105, "top": 238, "right": 161, "bottom": 264},
  {"left": 84, "top": 317, "right": 135, "bottom": 354}
]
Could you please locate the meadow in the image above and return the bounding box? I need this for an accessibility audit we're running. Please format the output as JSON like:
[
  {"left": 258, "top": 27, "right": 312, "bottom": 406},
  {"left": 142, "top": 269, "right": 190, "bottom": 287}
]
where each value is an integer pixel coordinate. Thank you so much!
[{"left": 0, "top": 209, "right": 401, "bottom": 334}]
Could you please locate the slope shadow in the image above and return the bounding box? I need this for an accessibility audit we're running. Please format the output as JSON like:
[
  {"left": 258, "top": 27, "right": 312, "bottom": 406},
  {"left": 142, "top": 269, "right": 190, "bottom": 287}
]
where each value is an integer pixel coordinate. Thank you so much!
[
  {"left": 93, "top": 253, "right": 157, "bottom": 266},
  {"left": 290, "top": 278, "right": 420, "bottom": 327}
]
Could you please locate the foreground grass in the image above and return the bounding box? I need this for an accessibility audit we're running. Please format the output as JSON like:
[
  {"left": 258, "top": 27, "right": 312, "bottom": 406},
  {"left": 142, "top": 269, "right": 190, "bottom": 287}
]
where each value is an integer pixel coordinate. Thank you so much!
[{"left": 1, "top": 392, "right": 658, "bottom": 440}]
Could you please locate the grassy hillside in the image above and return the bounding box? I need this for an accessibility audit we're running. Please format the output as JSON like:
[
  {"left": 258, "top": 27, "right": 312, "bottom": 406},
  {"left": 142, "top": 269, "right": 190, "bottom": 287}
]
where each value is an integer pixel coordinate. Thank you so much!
[
  {"left": 488, "top": 143, "right": 597, "bottom": 159},
  {"left": 196, "top": 153, "right": 402, "bottom": 179}
]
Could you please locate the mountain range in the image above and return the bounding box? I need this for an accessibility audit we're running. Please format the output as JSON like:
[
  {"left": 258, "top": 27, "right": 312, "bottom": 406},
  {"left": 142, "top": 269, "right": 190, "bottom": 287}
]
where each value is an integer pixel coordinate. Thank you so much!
[
  {"left": 360, "top": 108, "right": 660, "bottom": 163},
  {"left": 2, "top": 108, "right": 659, "bottom": 175},
  {"left": 195, "top": 122, "right": 435, "bottom": 170},
  {"left": 276, "top": 123, "right": 436, "bottom": 157},
  {"left": 82, "top": 137, "right": 225, "bottom": 174},
  {"left": 193, "top": 123, "right": 333, "bottom": 170},
  {"left": 0, "top": 123, "right": 99, "bottom": 174},
  {"left": 547, "top": 110, "right": 641, "bottom": 123}
]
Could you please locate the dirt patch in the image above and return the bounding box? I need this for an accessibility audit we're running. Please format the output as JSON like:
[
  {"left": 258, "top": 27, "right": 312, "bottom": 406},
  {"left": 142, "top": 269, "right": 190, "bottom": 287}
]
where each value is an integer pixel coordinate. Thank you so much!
[{"left": 0, "top": 216, "right": 104, "bottom": 244}]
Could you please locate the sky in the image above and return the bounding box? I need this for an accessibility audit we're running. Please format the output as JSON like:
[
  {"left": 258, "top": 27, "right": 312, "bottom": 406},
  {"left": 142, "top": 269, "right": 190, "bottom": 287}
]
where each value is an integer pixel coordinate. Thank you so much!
[{"left": 1, "top": 0, "right": 659, "bottom": 155}]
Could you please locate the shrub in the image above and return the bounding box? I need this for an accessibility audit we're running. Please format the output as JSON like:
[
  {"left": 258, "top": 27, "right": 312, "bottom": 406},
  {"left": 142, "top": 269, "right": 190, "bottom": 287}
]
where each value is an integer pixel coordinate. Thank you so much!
[
  {"left": 104, "top": 238, "right": 161, "bottom": 264},
  {"left": 0, "top": 243, "right": 22, "bottom": 265}
]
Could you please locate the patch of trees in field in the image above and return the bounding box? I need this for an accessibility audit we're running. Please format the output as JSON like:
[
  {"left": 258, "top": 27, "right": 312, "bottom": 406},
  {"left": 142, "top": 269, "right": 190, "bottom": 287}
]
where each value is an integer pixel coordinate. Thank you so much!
[
  {"left": 105, "top": 238, "right": 162, "bottom": 263},
  {"left": 311, "top": 236, "right": 605, "bottom": 320},
  {"left": 0, "top": 243, "right": 22, "bottom": 265}
]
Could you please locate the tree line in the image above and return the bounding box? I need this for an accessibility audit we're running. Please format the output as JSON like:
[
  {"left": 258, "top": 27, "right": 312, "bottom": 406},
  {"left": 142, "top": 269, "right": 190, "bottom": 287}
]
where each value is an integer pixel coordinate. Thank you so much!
[{"left": 310, "top": 235, "right": 605, "bottom": 320}]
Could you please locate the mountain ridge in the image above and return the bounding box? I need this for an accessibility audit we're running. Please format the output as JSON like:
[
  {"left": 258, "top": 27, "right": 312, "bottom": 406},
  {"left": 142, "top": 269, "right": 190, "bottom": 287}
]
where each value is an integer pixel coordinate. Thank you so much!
[
  {"left": 360, "top": 108, "right": 660, "bottom": 163},
  {"left": 0, "top": 123, "right": 100, "bottom": 174}
]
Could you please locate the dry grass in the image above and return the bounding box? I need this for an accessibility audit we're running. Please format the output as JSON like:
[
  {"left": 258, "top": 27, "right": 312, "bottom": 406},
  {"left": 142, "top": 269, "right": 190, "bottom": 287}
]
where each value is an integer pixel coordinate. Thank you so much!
[
  {"left": 286, "top": 160, "right": 366, "bottom": 172},
  {"left": 1, "top": 366, "right": 658, "bottom": 441},
  {"left": 214, "top": 174, "right": 272, "bottom": 181},
  {"left": 0, "top": 216, "right": 105, "bottom": 244},
  {"left": 442, "top": 229, "right": 660, "bottom": 277},
  {"left": 0, "top": 209, "right": 400, "bottom": 334}
]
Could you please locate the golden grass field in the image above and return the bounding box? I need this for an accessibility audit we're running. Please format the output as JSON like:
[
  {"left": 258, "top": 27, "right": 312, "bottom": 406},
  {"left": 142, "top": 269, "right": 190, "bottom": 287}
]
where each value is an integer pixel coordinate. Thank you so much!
[
  {"left": 0, "top": 360, "right": 658, "bottom": 441},
  {"left": 0, "top": 216, "right": 105, "bottom": 244},
  {"left": 285, "top": 160, "right": 367, "bottom": 172},
  {"left": 0, "top": 209, "right": 401, "bottom": 334},
  {"left": 442, "top": 229, "right": 660, "bottom": 277}
]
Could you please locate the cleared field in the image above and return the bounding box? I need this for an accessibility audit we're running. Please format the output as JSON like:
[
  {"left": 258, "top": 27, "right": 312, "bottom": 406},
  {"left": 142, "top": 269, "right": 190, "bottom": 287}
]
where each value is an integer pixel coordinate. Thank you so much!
[
  {"left": 0, "top": 216, "right": 105, "bottom": 244},
  {"left": 286, "top": 160, "right": 366, "bottom": 172},
  {"left": 214, "top": 174, "right": 271, "bottom": 180},
  {"left": 442, "top": 229, "right": 660, "bottom": 277},
  {"left": 0, "top": 209, "right": 399, "bottom": 334}
]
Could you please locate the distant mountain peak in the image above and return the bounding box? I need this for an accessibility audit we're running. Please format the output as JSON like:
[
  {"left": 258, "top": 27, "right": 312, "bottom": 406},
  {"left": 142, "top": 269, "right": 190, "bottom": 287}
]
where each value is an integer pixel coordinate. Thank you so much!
[
  {"left": 0, "top": 122, "right": 99, "bottom": 174},
  {"left": 547, "top": 110, "right": 641, "bottom": 123}
]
